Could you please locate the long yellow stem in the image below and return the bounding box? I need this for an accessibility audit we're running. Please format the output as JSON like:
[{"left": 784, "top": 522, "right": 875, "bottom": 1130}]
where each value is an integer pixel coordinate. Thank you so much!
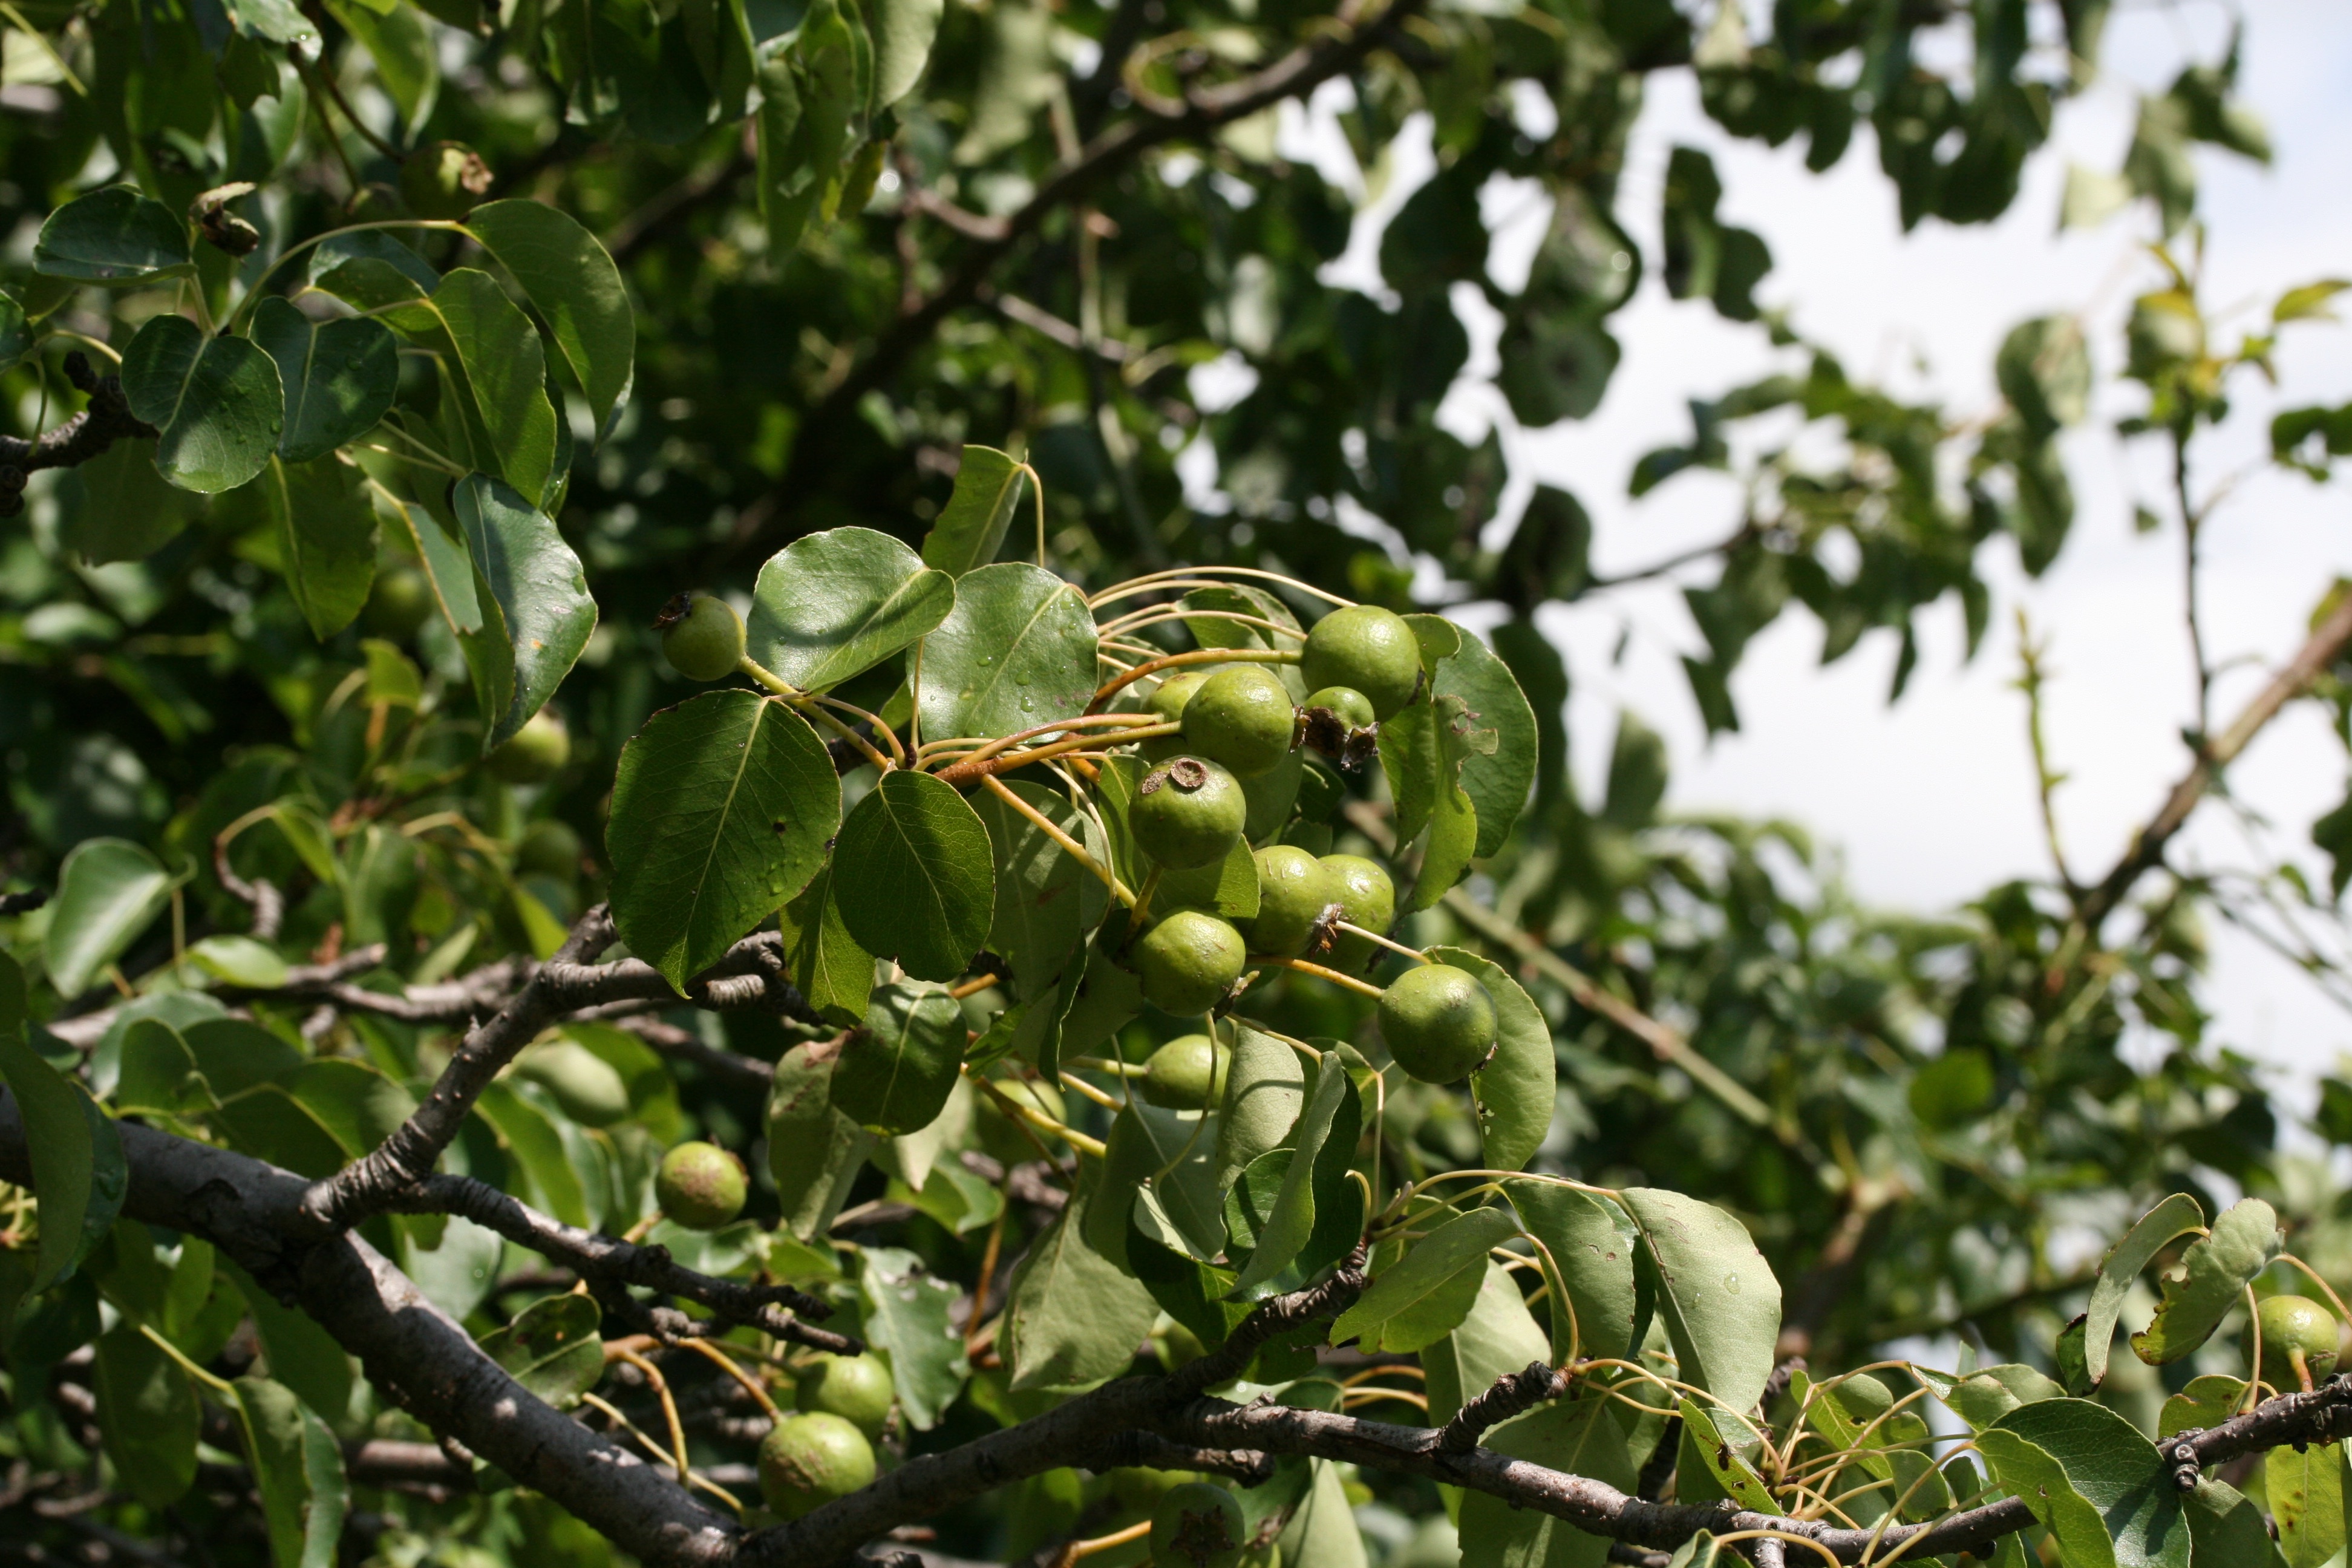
[{"left": 979, "top": 775, "right": 1134, "bottom": 906}]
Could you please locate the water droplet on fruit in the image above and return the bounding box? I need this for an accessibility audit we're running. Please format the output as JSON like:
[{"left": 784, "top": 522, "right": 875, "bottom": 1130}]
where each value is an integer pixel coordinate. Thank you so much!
[{"left": 1723, "top": 1273, "right": 1740, "bottom": 1293}]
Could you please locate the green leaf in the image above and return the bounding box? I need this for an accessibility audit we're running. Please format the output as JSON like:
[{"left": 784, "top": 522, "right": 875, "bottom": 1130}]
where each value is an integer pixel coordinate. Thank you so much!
[
  {"left": 226, "top": 1376, "right": 347, "bottom": 1568},
  {"left": 2158, "top": 1374, "right": 2244, "bottom": 1440},
  {"left": 1940, "top": 1362, "right": 2065, "bottom": 1431},
  {"left": 44, "top": 837, "right": 172, "bottom": 998},
  {"left": 2130, "top": 1198, "right": 2282, "bottom": 1365},
  {"left": 1276, "top": 1459, "right": 1369, "bottom": 1568},
  {"left": 1509, "top": 1180, "right": 1638, "bottom": 1362},
  {"left": 58, "top": 439, "right": 199, "bottom": 564},
  {"left": 93, "top": 1322, "right": 198, "bottom": 1506},
  {"left": 181, "top": 1019, "right": 305, "bottom": 1098},
  {"left": 185, "top": 935, "right": 289, "bottom": 989},
  {"left": 451, "top": 473, "right": 596, "bottom": 750},
  {"left": 746, "top": 526, "right": 955, "bottom": 692},
  {"left": 921, "top": 445, "right": 1028, "bottom": 575},
  {"left": 2083, "top": 1193, "right": 2204, "bottom": 1388},
  {"left": 831, "top": 979, "right": 964, "bottom": 1136},
  {"left": 210, "top": 1059, "right": 416, "bottom": 1180},
  {"left": 1160, "top": 833, "right": 1263, "bottom": 923},
  {"left": 1215, "top": 1022, "right": 1307, "bottom": 1190},
  {"left": 1003, "top": 1165, "right": 1160, "bottom": 1391},
  {"left": 474, "top": 1080, "right": 590, "bottom": 1227},
  {"left": 777, "top": 862, "right": 874, "bottom": 1025},
  {"left": 1127, "top": 1202, "right": 1252, "bottom": 1348},
  {"left": 114, "top": 1017, "right": 214, "bottom": 1116},
  {"left": 0, "top": 291, "right": 34, "bottom": 377},
  {"left": 1228, "top": 1052, "right": 1358, "bottom": 1298},
  {"left": 831, "top": 769, "right": 996, "bottom": 982},
  {"left": 258, "top": 456, "right": 379, "bottom": 640},
  {"left": 1619, "top": 1188, "right": 1782, "bottom": 1414},
  {"left": 2187, "top": 1478, "right": 2287, "bottom": 1568},
  {"left": 916, "top": 562, "right": 1099, "bottom": 742},
  {"left": 1087, "top": 1099, "right": 1215, "bottom": 1264},
  {"left": 480, "top": 1292, "right": 604, "bottom": 1410},
  {"left": 2266, "top": 1440, "right": 2344, "bottom": 1568},
  {"left": 390, "top": 497, "right": 482, "bottom": 635},
  {"left": 1380, "top": 691, "right": 1498, "bottom": 907},
  {"left": 327, "top": 0, "right": 436, "bottom": 125},
  {"left": 34, "top": 187, "right": 192, "bottom": 283},
  {"left": 1677, "top": 1399, "right": 1775, "bottom": 1510},
  {"left": 867, "top": 0, "right": 943, "bottom": 106},
  {"left": 223, "top": 1260, "right": 354, "bottom": 1426},
  {"left": 766, "top": 1039, "right": 870, "bottom": 1241},
  {"left": 462, "top": 199, "right": 635, "bottom": 436},
  {"left": 120, "top": 313, "right": 284, "bottom": 494},
  {"left": 1996, "top": 315, "right": 2092, "bottom": 437},
  {"left": 1424, "top": 1259, "right": 1550, "bottom": 1426},
  {"left": 1429, "top": 947, "right": 1554, "bottom": 1175},
  {"left": 754, "top": 0, "right": 862, "bottom": 255},
  {"left": 1330, "top": 1206, "right": 1520, "bottom": 1354},
  {"left": 1985, "top": 1397, "right": 2192, "bottom": 1568},
  {"left": 2274, "top": 280, "right": 2350, "bottom": 326},
  {"left": 308, "top": 232, "right": 439, "bottom": 307},
  {"left": 384, "top": 269, "right": 558, "bottom": 501},
  {"left": 858, "top": 1245, "right": 968, "bottom": 1429},
  {"left": 972, "top": 780, "right": 1106, "bottom": 994},
  {"left": 1436, "top": 626, "right": 1541, "bottom": 857},
  {"left": 249, "top": 297, "right": 398, "bottom": 462},
  {"left": 1458, "top": 1393, "right": 1630, "bottom": 1568},
  {"left": 0, "top": 959, "right": 125, "bottom": 1295},
  {"left": 608, "top": 690, "right": 840, "bottom": 988}
]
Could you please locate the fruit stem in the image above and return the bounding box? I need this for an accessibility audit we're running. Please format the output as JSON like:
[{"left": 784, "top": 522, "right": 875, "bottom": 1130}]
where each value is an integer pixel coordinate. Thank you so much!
[
  {"left": 1084, "top": 647, "right": 1301, "bottom": 715},
  {"left": 978, "top": 775, "right": 1138, "bottom": 907},
  {"left": 949, "top": 973, "right": 1001, "bottom": 1000},
  {"left": 808, "top": 693, "right": 909, "bottom": 766},
  {"left": 1126, "top": 864, "right": 1166, "bottom": 933},
  {"left": 921, "top": 711, "right": 1166, "bottom": 768},
  {"left": 1097, "top": 605, "right": 1308, "bottom": 644},
  {"left": 1336, "top": 923, "right": 1429, "bottom": 964},
  {"left": 936, "top": 724, "right": 1180, "bottom": 786},
  {"left": 1251, "top": 955, "right": 1385, "bottom": 999},
  {"left": 1056, "top": 1070, "right": 1123, "bottom": 1111},
  {"left": 1066, "top": 1056, "right": 1149, "bottom": 1078},
  {"left": 604, "top": 1347, "right": 691, "bottom": 1482},
  {"left": 973, "top": 1073, "right": 1108, "bottom": 1158},
  {"left": 1070, "top": 1521, "right": 1155, "bottom": 1559},
  {"left": 678, "top": 1339, "right": 783, "bottom": 1422},
  {"left": 1086, "top": 566, "right": 1355, "bottom": 613},
  {"left": 738, "top": 656, "right": 901, "bottom": 772}
]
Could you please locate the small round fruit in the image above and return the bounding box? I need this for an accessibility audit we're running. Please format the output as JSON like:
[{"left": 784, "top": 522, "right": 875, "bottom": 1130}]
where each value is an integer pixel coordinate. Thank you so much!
[
  {"left": 486, "top": 708, "right": 570, "bottom": 783},
  {"left": 758, "top": 1411, "right": 876, "bottom": 1519},
  {"left": 795, "top": 1353, "right": 895, "bottom": 1437},
  {"left": 1133, "top": 911, "right": 1247, "bottom": 1016},
  {"left": 362, "top": 567, "right": 434, "bottom": 640},
  {"left": 1181, "top": 665, "right": 1298, "bottom": 779},
  {"left": 514, "top": 1040, "right": 630, "bottom": 1127},
  {"left": 1250, "top": 846, "right": 1336, "bottom": 958},
  {"left": 1142, "top": 1033, "right": 1227, "bottom": 1109},
  {"left": 1301, "top": 606, "right": 1421, "bottom": 720},
  {"left": 1132, "top": 757, "right": 1248, "bottom": 871},
  {"left": 1149, "top": 667, "right": 1217, "bottom": 723},
  {"left": 1111, "top": 1466, "right": 1204, "bottom": 1515},
  {"left": 659, "top": 593, "right": 746, "bottom": 682},
  {"left": 399, "top": 140, "right": 493, "bottom": 220},
  {"left": 1319, "top": 855, "right": 1395, "bottom": 973},
  {"left": 1151, "top": 1481, "right": 1245, "bottom": 1568},
  {"left": 655, "top": 1141, "right": 748, "bottom": 1230},
  {"left": 516, "top": 818, "right": 583, "bottom": 881},
  {"left": 1302, "top": 685, "right": 1376, "bottom": 730},
  {"left": 1379, "top": 964, "right": 1500, "bottom": 1083},
  {"left": 2255, "top": 1295, "right": 2341, "bottom": 1390}
]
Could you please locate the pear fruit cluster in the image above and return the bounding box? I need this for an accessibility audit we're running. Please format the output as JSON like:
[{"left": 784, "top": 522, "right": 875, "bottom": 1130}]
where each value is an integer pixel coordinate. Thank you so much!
[{"left": 1109, "top": 604, "right": 1501, "bottom": 1083}]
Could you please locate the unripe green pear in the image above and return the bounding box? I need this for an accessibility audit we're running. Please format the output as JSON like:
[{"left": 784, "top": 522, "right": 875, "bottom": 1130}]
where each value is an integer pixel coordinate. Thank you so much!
[
  {"left": 1249, "top": 846, "right": 1337, "bottom": 957},
  {"left": 659, "top": 593, "right": 747, "bottom": 682},
  {"left": 1319, "top": 855, "right": 1395, "bottom": 973},
  {"left": 400, "top": 140, "right": 493, "bottom": 220},
  {"left": 1181, "top": 665, "right": 1297, "bottom": 779},
  {"left": 362, "top": 566, "right": 434, "bottom": 640},
  {"left": 1149, "top": 668, "right": 1217, "bottom": 722},
  {"left": 486, "top": 708, "right": 570, "bottom": 783},
  {"left": 1110, "top": 1466, "right": 1205, "bottom": 1515},
  {"left": 1302, "top": 685, "right": 1376, "bottom": 730},
  {"left": 2254, "top": 1295, "right": 2340, "bottom": 1391},
  {"left": 516, "top": 818, "right": 584, "bottom": 881},
  {"left": 514, "top": 1040, "right": 631, "bottom": 1127},
  {"left": 655, "top": 1141, "right": 748, "bottom": 1230},
  {"left": 758, "top": 1411, "right": 876, "bottom": 1518},
  {"left": 1378, "top": 963, "right": 1498, "bottom": 1083},
  {"left": 1131, "top": 757, "right": 1247, "bottom": 870},
  {"left": 1300, "top": 606, "right": 1421, "bottom": 719},
  {"left": 1151, "top": 1481, "right": 1244, "bottom": 1568},
  {"left": 794, "top": 1352, "right": 896, "bottom": 1437},
  {"left": 1133, "top": 910, "right": 1247, "bottom": 1016},
  {"left": 1142, "top": 1033, "right": 1227, "bottom": 1109}
]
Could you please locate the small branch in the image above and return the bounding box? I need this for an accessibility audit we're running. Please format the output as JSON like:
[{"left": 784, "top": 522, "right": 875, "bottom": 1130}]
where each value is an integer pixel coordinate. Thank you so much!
[
  {"left": 390, "top": 1173, "right": 857, "bottom": 1353},
  {"left": 0, "top": 889, "right": 50, "bottom": 916},
  {"left": 0, "top": 353, "right": 157, "bottom": 514},
  {"left": 2077, "top": 584, "right": 2352, "bottom": 930},
  {"left": 1440, "top": 1361, "right": 1571, "bottom": 1451},
  {"left": 212, "top": 829, "right": 285, "bottom": 941}
]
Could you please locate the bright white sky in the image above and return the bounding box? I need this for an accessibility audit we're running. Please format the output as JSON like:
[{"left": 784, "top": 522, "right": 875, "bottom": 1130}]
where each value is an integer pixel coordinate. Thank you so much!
[{"left": 1250, "top": 1, "right": 2352, "bottom": 1099}]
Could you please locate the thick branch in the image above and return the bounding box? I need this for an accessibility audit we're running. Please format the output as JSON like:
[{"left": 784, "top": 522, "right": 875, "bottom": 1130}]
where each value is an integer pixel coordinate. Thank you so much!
[
  {"left": 390, "top": 1173, "right": 856, "bottom": 1353},
  {"left": 751, "top": 0, "right": 1423, "bottom": 561},
  {"left": 2078, "top": 586, "right": 2352, "bottom": 930}
]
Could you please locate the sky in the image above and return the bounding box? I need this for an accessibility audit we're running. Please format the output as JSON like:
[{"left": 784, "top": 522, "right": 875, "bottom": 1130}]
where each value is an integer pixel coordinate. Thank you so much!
[{"left": 1263, "top": 1, "right": 2352, "bottom": 1099}]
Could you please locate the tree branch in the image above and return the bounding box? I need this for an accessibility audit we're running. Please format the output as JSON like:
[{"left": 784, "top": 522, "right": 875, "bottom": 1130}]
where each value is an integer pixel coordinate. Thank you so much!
[
  {"left": 0, "top": 353, "right": 157, "bottom": 515},
  {"left": 2077, "top": 584, "right": 2352, "bottom": 930},
  {"left": 747, "top": 0, "right": 1425, "bottom": 563}
]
